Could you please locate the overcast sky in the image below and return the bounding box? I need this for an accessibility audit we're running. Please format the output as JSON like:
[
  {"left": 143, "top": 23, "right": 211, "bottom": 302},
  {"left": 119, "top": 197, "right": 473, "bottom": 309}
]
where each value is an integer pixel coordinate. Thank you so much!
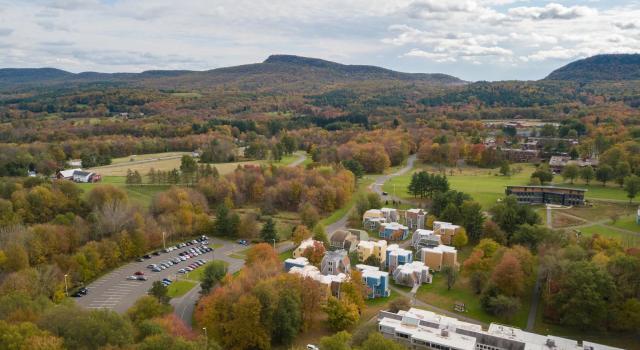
[{"left": 1, "top": 0, "right": 639, "bottom": 81}]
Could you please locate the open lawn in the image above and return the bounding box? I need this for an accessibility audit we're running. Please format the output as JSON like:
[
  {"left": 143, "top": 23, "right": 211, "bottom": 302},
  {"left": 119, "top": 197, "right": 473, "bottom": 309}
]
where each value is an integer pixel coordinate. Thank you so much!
[
  {"left": 383, "top": 163, "right": 535, "bottom": 209},
  {"left": 576, "top": 225, "right": 640, "bottom": 247},
  {"left": 109, "top": 152, "right": 189, "bottom": 165},
  {"left": 75, "top": 176, "right": 170, "bottom": 208},
  {"left": 166, "top": 280, "right": 197, "bottom": 298},
  {"left": 415, "top": 273, "right": 533, "bottom": 329},
  {"left": 383, "top": 162, "right": 632, "bottom": 209}
]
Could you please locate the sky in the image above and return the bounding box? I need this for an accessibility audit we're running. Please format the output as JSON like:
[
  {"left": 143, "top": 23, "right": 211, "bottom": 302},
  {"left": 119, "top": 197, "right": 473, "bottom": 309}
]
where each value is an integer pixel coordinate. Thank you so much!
[{"left": 1, "top": 0, "right": 640, "bottom": 81}]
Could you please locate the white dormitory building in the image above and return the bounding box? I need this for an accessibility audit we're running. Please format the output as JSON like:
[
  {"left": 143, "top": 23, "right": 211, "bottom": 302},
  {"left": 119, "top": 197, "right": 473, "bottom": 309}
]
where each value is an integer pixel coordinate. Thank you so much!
[
  {"left": 288, "top": 264, "right": 347, "bottom": 298},
  {"left": 392, "top": 261, "right": 432, "bottom": 287},
  {"left": 378, "top": 307, "right": 622, "bottom": 350}
]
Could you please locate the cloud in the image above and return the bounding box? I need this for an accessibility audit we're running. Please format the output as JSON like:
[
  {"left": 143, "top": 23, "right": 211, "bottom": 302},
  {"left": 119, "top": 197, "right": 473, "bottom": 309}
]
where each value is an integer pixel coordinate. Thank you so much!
[
  {"left": 508, "top": 3, "right": 597, "bottom": 20},
  {"left": 614, "top": 22, "right": 638, "bottom": 30},
  {"left": 0, "top": 28, "right": 13, "bottom": 36}
]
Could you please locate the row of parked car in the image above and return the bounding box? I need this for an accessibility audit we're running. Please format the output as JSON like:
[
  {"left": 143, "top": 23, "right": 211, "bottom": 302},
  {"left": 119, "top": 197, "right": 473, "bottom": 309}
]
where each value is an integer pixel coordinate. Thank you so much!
[
  {"left": 135, "top": 235, "right": 210, "bottom": 262},
  {"left": 177, "top": 259, "right": 208, "bottom": 274},
  {"left": 146, "top": 245, "right": 212, "bottom": 273}
]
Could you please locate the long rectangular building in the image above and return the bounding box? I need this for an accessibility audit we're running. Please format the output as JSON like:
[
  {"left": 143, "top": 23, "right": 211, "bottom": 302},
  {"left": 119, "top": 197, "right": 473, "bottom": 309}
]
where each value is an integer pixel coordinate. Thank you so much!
[
  {"left": 505, "top": 186, "right": 586, "bottom": 206},
  {"left": 378, "top": 308, "right": 622, "bottom": 350}
]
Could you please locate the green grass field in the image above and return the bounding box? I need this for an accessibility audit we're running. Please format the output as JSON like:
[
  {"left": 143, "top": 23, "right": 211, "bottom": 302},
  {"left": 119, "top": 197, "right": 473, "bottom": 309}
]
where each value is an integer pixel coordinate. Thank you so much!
[
  {"left": 383, "top": 163, "right": 631, "bottom": 209},
  {"left": 383, "top": 164, "right": 535, "bottom": 209},
  {"left": 166, "top": 280, "right": 197, "bottom": 298},
  {"left": 75, "top": 176, "right": 170, "bottom": 208},
  {"left": 415, "top": 272, "right": 533, "bottom": 329}
]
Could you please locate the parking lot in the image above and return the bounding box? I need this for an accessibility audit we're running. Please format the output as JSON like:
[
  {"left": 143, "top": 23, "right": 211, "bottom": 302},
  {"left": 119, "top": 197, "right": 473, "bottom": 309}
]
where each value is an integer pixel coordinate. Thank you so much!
[{"left": 75, "top": 237, "right": 239, "bottom": 313}]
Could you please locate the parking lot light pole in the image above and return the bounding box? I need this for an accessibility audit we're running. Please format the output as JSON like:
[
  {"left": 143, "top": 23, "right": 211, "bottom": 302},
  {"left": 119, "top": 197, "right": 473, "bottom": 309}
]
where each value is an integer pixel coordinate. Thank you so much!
[
  {"left": 64, "top": 274, "right": 69, "bottom": 296},
  {"left": 203, "top": 327, "right": 208, "bottom": 349},
  {"left": 162, "top": 231, "right": 166, "bottom": 250},
  {"left": 271, "top": 239, "right": 276, "bottom": 250}
]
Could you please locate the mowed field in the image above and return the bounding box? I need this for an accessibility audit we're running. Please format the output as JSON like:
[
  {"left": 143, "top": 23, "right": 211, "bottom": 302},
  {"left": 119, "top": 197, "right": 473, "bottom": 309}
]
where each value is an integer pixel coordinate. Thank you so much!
[
  {"left": 78, "top": 152, "right": 307, "bottom": 207},
  {"left": 89, "top": 151, "right": 304, "bottom": 177},
  {"left": 383, "top": 162, "right": 633, "bottom": 209}
]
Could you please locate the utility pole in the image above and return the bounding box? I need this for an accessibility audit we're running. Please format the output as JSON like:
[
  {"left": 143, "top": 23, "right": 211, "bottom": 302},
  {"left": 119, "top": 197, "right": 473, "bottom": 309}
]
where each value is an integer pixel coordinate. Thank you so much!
[{"left": 271, "top": 239, "right": 276, "bottom": 250}]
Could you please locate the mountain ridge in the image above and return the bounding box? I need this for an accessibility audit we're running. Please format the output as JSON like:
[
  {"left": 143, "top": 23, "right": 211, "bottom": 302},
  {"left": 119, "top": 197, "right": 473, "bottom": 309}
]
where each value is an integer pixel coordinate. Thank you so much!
[
  {"left": 0, "top": 54, "right": 465, "bottom": 90},
  {"left": 544, "top": 54, "right": 640, "bottom": 81}
]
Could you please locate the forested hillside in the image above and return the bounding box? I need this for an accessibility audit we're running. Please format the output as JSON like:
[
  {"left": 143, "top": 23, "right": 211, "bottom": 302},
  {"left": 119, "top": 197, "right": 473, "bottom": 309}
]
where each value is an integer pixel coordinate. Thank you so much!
[{"left": 545, "top": 54, "right": 640, "bottom": 82}]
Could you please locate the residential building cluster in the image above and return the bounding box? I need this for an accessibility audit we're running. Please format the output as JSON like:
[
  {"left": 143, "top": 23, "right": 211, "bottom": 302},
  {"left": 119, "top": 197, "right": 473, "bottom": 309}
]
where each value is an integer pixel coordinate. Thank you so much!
[
  {"left": 378, "top": 307, "right": 621, "bottom": 350},
  {"left": 284, "top": 213, "right": 462, "bottom": 300}
]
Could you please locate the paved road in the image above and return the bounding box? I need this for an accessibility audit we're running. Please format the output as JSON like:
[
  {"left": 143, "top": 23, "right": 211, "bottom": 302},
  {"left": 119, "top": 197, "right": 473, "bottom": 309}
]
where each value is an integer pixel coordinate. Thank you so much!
[
  {"left": 75, "top": 237, "right": 247, "bottom": 314},
  {"left": 288, "top": 152, "right": 307, "bottom": 167},
  {"left": 371, "top": 154, "right": 417, "bottom": 204},
  {"left": 327, "top": 154, "right": 417, "bottom": 237}
]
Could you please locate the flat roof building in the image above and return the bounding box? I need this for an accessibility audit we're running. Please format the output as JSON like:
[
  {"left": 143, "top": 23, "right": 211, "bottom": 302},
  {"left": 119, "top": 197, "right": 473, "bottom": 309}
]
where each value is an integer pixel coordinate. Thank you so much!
[
  {"left": 506, "top": 185, "right": 586, "bottom": 206},
  {"left": 378, "top": 307, "right": 623, "bottom": 350}
]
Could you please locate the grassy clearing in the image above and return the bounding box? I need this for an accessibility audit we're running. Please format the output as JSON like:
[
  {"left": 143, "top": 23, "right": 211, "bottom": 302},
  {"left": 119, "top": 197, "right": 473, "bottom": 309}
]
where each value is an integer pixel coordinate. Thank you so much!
[
  {"left": 75, "top": 177, "right": 170, "bottom": 208},
  {"left": 611, "top": 214, "right": 640, "bottom": 232},
  {"left": 576, "top": 225, "right": 640, "bottom": 247},
  {"left": 415, "top": 272, "right": 533, "bottom": 329},
  {"left": 279, "top": 250, "right": 293, "bottom": 261},
  {"left": 109, "top": 152, "right": 189, "bottom": 165},
  {"left": 320, "top": 177, "right": 375, "bottom": 226},
  {"left": 383, "top": 164, "right": 535, "bottom": 209},
  {"left": 383, "top": 162, "right": 631, "bottom": 209},
  {"left": 167, "top": 280, "right": 197, "bottom": 298}
]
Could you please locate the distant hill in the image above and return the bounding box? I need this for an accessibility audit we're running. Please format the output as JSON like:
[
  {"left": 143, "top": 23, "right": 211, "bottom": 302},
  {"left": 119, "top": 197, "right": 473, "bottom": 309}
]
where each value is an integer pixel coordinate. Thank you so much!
[
  {"left": 545, "top": 54, "right": 640, "bottom": 81},
  {"left": 0, "top": 54, "right": 465, "bottom": 91}
]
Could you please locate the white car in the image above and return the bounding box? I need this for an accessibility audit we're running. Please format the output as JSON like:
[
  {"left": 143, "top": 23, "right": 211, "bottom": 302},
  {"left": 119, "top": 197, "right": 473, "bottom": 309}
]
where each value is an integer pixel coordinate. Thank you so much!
[
  {"left": 306, "top": 345, "right": 319, "bottom": 350},
  {"left": 126, "top": 276, "right": 138, "bottom": 280}
]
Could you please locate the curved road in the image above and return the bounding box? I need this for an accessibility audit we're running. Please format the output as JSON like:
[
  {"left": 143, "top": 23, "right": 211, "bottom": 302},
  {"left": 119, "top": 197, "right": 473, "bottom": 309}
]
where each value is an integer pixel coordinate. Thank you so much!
[{"left": 327, "top": 154, "right": 417, "bottom": 236}]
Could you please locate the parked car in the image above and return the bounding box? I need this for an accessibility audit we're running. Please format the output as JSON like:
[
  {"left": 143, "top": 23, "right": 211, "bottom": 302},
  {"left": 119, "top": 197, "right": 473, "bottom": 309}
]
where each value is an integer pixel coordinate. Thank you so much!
[
  {"left": 178, "top": 268, "right": 186, "bottom": 274},
  {"left": 152, "top": 267, "right": 162, "bottom": 272},
  {"left": 382, "top": 191, "right": 388, "bottom": 196},
  {"left": 136, "top": 276, "right": 148, "bottom": 281},
  {"left": 147, "top": 264, "right": 157, "bottom": 269},
  {"left": 152, "top": 251, "right": 161, "bottom": 256},
  {"left": 127, "top": 275, "right": 138, "bottom": 280},
  {"left": 237, "top": 239, "right": 249, "bottom": 246},
  {"left": 143, "top": 254, "right": 152, "bottom": 259},
  {"left": 185, "top": 267, "right": 193, "bottom": 272},
  {"left": 306, "top": 345, "right": 319, "bottom": 350},
  {"left": 72, "top": 288, "right": 88, "bottom": 297},
  {"left": 136, "top": 257, "right": 145, "bottom": 262},
  {"left": 134, "top": 271, "right": 144, "bottom": 276}
]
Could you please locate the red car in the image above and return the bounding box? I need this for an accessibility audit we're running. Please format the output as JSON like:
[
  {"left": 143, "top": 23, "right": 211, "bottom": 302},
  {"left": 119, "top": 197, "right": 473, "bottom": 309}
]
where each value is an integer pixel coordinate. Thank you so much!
[{"left": 134, "top": 271, "right": 144, "bottom": 276}]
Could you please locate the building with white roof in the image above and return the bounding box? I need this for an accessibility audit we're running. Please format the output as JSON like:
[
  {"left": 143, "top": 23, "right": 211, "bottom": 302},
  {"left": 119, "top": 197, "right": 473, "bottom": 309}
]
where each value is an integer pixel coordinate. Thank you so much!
[
  {"left": 293, "top": 238, "right": 322, "bottom": 258},
  {"left": 412, "top": 229, "right": 441, "bottom": 249},
  {"left": 433, "top": 221, "right": 462, "bottom": 245},
  {"left": 288, "top": 265, "right": 347, "bottom": 298},
  {"left": 392, "top": 261, "right": 432, "bottom": 287},
  {"left": 377, "top": 308, "right": 623, "bottom": 350},
  {"left": 284, "top": 257, "right": 309, "bottom": 271},
  {"left": 386, "top": 244, "right": 413, "bottom": 273}
]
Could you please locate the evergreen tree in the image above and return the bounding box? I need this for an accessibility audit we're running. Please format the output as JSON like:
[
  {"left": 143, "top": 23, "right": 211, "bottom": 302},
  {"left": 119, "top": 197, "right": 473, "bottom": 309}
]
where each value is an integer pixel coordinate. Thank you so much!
[{"left": 260, "top": 217, "right": 278, "bottom": 242}]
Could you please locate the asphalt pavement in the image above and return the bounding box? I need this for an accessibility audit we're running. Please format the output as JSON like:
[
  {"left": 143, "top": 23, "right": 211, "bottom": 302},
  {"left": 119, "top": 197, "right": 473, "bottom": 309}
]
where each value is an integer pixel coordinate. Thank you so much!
[{"left": 75, "top": 237, "right": 247, "bottom": 314}]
